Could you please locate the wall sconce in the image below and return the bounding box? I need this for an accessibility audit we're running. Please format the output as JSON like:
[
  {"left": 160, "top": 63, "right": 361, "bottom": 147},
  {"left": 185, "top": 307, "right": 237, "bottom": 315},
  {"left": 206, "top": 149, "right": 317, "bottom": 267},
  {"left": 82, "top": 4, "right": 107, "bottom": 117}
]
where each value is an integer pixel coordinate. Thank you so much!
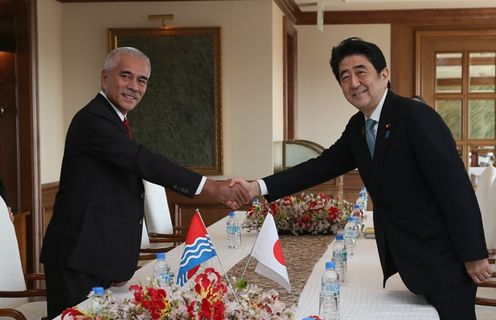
[{"left": 148, "top": 14, "right": 175, "bottom": 28}]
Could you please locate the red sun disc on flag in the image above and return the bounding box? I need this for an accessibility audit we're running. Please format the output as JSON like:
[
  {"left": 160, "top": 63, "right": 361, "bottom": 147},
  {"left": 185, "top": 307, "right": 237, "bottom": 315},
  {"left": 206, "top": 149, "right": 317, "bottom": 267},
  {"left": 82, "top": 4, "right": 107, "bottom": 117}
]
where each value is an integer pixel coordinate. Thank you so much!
[{"left": 273, "top": 239, "right": 286, "bottom": 266}]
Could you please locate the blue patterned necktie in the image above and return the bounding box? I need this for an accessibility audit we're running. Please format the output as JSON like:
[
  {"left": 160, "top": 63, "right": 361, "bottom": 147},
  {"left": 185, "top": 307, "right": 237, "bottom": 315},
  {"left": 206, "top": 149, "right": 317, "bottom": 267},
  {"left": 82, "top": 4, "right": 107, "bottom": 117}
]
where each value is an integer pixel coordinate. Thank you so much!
[{"left": 365, "top": 118, "right": 377, "bottom": 158}]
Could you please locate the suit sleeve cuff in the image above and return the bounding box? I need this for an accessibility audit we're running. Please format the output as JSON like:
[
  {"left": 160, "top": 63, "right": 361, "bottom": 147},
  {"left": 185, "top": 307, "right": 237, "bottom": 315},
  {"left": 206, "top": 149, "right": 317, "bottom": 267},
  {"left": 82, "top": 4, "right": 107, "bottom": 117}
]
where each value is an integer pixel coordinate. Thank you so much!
[
  {"left": 195, "top": 176, "right": 207, "bottom": 195},
  {"left": 258, "top": 179, "right": 268, "bottom": 196}
]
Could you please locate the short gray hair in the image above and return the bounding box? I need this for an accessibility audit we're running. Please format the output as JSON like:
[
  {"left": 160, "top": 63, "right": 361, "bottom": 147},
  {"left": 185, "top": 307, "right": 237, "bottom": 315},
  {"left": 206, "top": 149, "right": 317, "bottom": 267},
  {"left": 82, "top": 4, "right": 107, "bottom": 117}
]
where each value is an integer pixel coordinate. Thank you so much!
[{"left": 103, "top": 47, "right": 151, "bottom": 73}]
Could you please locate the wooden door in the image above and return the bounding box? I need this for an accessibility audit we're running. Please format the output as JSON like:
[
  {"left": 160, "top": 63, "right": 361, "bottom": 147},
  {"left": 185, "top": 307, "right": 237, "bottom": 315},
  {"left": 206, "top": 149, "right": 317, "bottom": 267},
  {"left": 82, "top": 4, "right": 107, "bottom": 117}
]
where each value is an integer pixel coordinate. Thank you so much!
[{"left": 0, "top": 18, "right": 19, "bottom": 211}]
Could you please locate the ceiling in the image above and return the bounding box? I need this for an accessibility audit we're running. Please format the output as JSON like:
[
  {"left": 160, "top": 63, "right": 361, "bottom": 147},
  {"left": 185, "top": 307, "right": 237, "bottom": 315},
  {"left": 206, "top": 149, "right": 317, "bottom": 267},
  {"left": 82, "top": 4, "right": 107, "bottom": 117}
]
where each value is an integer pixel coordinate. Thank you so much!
[{"left": 295, "top": 0, "right": 496, "bottom": 12}]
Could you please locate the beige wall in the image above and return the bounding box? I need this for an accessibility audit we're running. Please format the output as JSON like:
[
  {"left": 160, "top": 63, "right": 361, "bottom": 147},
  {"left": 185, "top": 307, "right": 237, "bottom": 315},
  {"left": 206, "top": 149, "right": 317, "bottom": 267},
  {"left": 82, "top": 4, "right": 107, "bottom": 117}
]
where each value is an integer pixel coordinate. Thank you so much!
[
  {"left": 272, "top": 3, "right": 284, "bottom": 143},
  {"left": 37, "top": 0, "right": 278, "bottom": 183},
  {"left": 37, "top": 0, "right": 64, "bottom": 183},
  {"left": 36, "top": 1, "right": 392, "bottom": 183},
  {"left": 296, "top": 24, "right": 390, "bottom": 148}
]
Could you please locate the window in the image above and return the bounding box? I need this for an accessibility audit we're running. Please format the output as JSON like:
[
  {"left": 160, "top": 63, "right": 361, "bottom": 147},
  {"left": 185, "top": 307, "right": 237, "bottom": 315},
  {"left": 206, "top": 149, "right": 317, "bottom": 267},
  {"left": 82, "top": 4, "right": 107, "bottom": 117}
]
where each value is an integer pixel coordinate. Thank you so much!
[{"left": 417, "top": 30, "right": 496, "bottom": 177}]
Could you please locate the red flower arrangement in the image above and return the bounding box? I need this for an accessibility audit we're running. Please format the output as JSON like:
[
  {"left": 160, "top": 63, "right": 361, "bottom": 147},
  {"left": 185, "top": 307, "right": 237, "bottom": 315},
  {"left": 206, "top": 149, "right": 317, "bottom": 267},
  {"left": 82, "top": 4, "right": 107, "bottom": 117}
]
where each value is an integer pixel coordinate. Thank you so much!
[
  {"left": 244, "top": 193, "right": 353, "bottom": 235},
  {"left": 61, "top": 267, "right": 295, "bottom": 319},
  {"left": 130, "top": 283, "right": 168, "bottom": 319},
  {"left": 187, "top": 267, "right": 227, "bottom": 320}
]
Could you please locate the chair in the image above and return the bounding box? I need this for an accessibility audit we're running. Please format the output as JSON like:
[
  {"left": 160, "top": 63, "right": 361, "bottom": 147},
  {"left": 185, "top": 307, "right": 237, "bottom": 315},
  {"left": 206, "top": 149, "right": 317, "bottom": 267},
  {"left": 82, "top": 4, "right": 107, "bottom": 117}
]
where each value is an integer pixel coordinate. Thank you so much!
[
  {"left": 475, "top": 165, "right": 496, "bottom": 310},
  {"left": 142, "top": 180, "right": 187, "bottom": 239},
  {"left": 138, "top": 181, "right": 185, "bottom": 265},
  {"left": 0, "top": 197, "right": 47, "bottom": 320},
  {"left": 138, "top": 222, "right": 181, "bottom": 265},
  {"left": 475, "top": 164, "right": 496, "bottom": 219}
]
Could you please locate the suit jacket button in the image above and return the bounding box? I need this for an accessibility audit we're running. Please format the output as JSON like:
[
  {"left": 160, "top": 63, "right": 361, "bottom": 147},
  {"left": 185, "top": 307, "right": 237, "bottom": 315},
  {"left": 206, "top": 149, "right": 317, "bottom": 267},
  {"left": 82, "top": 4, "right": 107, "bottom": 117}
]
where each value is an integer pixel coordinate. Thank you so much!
[
  {"left": 139, "top": 218, "right": 143, "bottom": 225},
  {"left": 140, "top": 192, "right": 145, "bottom": 199}
]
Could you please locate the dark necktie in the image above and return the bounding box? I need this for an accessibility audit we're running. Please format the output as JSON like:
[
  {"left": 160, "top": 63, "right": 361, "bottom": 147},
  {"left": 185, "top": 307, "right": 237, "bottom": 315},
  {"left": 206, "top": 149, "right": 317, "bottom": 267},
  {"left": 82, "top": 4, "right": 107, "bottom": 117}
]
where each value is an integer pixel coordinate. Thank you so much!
[
  {"left": 123, "top": 118, "right": 132, "bottom": 139},
  {"left": 365, "top": 118, "right": 377, "bottom": 158}
]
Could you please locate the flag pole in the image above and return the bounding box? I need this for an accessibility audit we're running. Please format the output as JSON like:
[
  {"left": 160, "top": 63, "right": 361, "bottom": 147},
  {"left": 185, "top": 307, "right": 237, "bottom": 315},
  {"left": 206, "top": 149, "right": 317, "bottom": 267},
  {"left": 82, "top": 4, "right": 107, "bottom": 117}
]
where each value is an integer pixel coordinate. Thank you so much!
[
  {"left": 213, "top": 254, "right": 240, "bottom": 303},
  {"left": 241, "top": 208, "right": 271, "bottom": 280},
  {"left": 240, "top": 239, "right": 256, "bottom": 280}
]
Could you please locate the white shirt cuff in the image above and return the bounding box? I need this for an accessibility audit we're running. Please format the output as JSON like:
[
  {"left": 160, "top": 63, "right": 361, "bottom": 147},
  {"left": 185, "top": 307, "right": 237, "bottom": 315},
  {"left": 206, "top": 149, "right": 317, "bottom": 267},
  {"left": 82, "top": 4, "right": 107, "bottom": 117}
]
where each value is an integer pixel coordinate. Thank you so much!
[
  {"left": 257, "top": 179, "right": 269, "bottom": 196},
  {"left": 195, "top": 176, "right": 207, "bottom": 195}
]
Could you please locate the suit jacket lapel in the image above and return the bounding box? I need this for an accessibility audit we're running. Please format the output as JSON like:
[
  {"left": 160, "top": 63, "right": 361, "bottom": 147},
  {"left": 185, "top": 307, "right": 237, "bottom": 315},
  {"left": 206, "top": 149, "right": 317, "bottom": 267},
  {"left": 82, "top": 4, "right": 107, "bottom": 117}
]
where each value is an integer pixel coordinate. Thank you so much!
[{"left": 371, "top": 91, "right": 395, "bottom": 189}]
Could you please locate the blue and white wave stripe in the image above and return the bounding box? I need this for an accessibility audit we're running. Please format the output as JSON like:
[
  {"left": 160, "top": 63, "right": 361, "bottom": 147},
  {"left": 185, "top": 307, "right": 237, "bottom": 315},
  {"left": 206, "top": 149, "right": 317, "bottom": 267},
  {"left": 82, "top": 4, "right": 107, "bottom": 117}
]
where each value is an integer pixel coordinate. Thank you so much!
[{"left": 177, "top": 235, "right": 217, "bottom": 286}]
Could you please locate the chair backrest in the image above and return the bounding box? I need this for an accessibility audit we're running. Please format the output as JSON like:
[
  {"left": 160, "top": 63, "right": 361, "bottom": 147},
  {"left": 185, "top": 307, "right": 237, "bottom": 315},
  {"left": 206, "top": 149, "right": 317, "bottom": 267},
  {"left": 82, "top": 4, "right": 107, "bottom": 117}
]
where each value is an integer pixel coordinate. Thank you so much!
[
  {"left": 476, "top": 164, "right": 496, "bottom": 210},
  {"left": 143, "top": 180, "right": 173, "bottom": 234},
  {"left": 140, "top": 220, "right": 151, "bottom": 249},
  {"left": 482, "top": 178, "right": 496, "bottom": 250},
  {"left": 0, "top": 197, "right": 28, "bottom": 308}
]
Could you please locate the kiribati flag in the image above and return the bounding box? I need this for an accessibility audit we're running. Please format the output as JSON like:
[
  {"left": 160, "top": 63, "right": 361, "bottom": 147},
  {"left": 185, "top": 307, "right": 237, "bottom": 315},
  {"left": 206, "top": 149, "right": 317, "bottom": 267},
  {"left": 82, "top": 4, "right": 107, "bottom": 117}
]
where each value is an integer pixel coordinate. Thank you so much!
[{"left": 177, "top": 210, "right": 218, "bottom": 286}]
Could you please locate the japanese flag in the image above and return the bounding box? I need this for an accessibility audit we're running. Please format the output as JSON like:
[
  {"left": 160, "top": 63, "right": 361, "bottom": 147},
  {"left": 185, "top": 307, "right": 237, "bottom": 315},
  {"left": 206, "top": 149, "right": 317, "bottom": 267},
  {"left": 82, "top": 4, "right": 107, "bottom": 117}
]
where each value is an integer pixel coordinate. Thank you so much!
[{"left": 251, "top": 213, "right": 291, "bottom": 292}]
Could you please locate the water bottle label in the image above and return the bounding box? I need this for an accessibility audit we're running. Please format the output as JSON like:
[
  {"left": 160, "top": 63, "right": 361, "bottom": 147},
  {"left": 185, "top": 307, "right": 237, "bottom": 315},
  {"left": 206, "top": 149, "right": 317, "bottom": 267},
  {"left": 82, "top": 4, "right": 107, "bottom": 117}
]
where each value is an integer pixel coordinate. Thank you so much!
[
  {"left": 227, "top": 225, "right": 240, "bottom": 234},
  {"left": 162, "top": 273, "right": 170, "bottom": 283},
  {"left": 323, "top": 282, "right": 340, "bottom": 295},
  {"left": 332, "top": 250, "right": 347, "bottom": 261}
]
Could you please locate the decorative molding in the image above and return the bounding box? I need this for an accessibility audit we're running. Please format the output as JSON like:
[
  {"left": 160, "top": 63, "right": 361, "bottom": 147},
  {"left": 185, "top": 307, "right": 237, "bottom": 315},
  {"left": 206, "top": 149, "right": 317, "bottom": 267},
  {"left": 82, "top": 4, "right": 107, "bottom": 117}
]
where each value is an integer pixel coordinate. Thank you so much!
[
  {"left": 297, "top": 7, "right": 496, "bottom": 25},
  {"left": 55, "top": 0, "right": 496, "bottom": 26},
  {"left": 274, "top": 0, "right": 302, "bottom": 25}
]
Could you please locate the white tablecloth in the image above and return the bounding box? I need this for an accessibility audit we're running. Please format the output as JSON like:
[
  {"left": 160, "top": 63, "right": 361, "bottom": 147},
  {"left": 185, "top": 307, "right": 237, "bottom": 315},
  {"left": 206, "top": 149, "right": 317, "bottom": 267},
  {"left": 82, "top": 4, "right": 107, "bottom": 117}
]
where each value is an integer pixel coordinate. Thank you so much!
[
  {"left": 296, "top": 238, "right": 438, "bottom": 319},
  {"left": 54, "top": 211, "right": 439, "bottom": 319}
]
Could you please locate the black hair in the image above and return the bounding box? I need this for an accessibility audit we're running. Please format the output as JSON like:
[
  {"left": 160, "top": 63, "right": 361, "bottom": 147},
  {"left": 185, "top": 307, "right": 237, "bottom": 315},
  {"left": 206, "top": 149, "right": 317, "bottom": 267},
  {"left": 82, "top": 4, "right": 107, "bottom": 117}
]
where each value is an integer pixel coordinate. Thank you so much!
[{"left": 330, "top": 37, "right": 388, "bottom": 85}]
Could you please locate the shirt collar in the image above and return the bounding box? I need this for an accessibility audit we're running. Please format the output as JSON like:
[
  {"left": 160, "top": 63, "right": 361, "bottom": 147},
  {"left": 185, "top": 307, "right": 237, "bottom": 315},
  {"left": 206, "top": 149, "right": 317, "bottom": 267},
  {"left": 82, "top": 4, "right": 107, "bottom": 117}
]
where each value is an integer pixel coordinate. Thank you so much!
[
  {"left": 99, "top": 91, "right": 125, "bottom": 121},
  {"left": 365, "top": 89, "right": 388, "bottom": 123}
]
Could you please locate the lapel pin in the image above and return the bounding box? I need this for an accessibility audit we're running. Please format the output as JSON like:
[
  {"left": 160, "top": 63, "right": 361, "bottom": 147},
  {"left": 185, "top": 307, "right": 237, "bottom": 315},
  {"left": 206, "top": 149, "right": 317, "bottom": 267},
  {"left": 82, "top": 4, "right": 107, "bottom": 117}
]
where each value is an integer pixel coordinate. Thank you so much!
[{"left": 385, "top": 123, "right": 392, "bottom": 139}]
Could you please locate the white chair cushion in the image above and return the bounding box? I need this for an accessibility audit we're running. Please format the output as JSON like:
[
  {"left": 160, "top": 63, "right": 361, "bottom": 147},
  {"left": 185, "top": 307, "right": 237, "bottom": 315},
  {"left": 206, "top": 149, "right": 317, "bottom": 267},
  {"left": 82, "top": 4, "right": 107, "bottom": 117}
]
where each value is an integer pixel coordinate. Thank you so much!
[
  {"left": 0, "top": 197, "right": 27, "bottom": 308},
  {"left": 143, "top": 180, "right": 173, "bottom": 234}
]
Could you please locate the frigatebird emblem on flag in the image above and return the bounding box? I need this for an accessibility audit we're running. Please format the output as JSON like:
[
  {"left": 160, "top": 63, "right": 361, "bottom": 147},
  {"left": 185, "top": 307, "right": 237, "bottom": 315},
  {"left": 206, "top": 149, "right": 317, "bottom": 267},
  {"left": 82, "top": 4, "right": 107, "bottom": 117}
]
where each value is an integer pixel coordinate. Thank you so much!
[{"left": 177, "top": 210, "right": 217, "bottom": 286}]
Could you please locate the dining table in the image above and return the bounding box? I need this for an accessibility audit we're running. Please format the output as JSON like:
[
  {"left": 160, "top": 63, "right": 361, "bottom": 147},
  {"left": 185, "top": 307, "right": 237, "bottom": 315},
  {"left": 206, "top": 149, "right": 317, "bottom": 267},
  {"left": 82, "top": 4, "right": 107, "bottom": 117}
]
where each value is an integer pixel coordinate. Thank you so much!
[{"left": 53, "top": 211, "right": 439, "bottom": 319}]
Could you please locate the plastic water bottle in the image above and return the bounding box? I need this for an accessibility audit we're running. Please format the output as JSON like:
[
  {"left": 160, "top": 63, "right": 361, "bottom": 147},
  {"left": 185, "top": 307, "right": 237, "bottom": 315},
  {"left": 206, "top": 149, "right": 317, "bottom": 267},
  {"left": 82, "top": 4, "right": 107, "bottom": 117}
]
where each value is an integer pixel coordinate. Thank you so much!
[
  {"left": 331, "top": 233, "right": 347, "bottom": 283},
  {"left": 88, "top": 286, "right": 104, "bottom": 314},
  {"left": 319, "top": 261, "right": 340, "bottom": 320},
  {"left": 358, "top": 187, "right": 368, "bottom": 210},
  {"left": 344, "top": 216, "right": 359, "bottom": 257},
  {"left": 351, "top": 204, "right": 364, "bottom": 238},
  {"left": 153, "top": 252, "right": 172, "bottom": 288},
  {"left": 226, "top": 211, "right": 241, "bottom": 249}
]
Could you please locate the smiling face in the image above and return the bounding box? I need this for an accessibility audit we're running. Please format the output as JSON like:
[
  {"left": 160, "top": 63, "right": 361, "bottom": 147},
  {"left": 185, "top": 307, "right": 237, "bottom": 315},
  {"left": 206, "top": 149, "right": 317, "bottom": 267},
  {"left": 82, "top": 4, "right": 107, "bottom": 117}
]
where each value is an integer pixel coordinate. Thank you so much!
[
  {"left": 101, "top": 53, "right": 150, "bottom": 115},
  {"left": 338, "top": 54, "right": 389, "bottom": 117}
]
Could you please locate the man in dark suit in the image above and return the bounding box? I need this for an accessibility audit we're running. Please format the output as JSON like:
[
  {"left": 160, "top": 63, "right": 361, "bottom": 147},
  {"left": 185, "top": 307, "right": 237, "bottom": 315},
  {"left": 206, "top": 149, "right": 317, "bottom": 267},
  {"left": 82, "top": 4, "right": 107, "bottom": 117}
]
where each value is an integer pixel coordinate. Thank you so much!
[
  {"left": 234, "top": 38, "right": 491, "bottom": 319},
  {"left": 40, "top": 47, "right": 249, "bottom": 318}
]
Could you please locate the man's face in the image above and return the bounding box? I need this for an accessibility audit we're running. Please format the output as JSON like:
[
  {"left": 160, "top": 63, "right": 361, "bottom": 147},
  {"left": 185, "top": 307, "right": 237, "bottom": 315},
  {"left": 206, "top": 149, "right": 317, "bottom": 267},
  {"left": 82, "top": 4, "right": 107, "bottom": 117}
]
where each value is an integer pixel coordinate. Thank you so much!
[
  {"left": 338, "top": 54, "right": 389, "bottom": 116},
  {"left": 101, "top": 54, "right": 150, "bottom": 115}
]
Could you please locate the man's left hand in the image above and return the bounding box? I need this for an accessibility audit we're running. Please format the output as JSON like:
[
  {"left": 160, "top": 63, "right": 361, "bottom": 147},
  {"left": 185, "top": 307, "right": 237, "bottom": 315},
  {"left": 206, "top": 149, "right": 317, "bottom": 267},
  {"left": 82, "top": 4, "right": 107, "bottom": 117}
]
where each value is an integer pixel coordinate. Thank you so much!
[{"left": 464, "top": 258, "right": 493, "bottom": 283}]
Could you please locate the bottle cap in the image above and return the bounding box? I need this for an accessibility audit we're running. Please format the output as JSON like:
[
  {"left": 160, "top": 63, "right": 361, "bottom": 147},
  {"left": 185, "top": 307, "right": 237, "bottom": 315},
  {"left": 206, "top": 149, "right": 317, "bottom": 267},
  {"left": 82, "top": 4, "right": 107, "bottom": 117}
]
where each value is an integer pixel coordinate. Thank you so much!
[
  {"left": 348, "top": 216, "right": 354, "bottom": 222},
  {"left": 92, "top": 287, "right": 104, "bottom": 295},
  {"left": 228, "top": 211, "right": 236, "bottom": 217},
  {"left": 336, "top": 233, "right": 344, "bottom": 240},
  {"left": 325, "top": 261, "right": 336, "bottom": 270},
  {"left": 156, "top": 252, "right": 166, "bottom": 260},
  {"left": 353, "top": 203, "right": 360, "bottom": 209}
]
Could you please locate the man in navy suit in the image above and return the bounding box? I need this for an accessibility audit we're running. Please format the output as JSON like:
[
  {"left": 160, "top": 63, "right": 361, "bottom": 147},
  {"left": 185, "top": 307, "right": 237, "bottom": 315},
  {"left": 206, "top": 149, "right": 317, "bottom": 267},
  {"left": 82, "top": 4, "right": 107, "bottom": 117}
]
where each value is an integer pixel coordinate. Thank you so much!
[
  {"left": 234, "top": 38, "right": 491, "bottom": 319},
  {"left": 40, "top": 47, "right": 249, "bottom": 318}
]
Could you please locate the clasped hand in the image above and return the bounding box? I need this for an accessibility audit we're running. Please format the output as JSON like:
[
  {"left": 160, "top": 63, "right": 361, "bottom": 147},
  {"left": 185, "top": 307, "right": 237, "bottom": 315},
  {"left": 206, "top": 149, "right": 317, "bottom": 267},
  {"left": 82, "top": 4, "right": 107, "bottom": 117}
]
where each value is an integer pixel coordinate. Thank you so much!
[{"left": 203, "top": 178, "right": 261, "bottom": 209}]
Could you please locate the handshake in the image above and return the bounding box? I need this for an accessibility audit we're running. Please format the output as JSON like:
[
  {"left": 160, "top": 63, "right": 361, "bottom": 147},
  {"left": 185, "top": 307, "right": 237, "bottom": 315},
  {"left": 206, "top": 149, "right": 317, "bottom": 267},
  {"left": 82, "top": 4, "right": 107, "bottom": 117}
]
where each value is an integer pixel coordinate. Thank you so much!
[{"left": 202, "top": 178, "right": 262, "bottom": 209}]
